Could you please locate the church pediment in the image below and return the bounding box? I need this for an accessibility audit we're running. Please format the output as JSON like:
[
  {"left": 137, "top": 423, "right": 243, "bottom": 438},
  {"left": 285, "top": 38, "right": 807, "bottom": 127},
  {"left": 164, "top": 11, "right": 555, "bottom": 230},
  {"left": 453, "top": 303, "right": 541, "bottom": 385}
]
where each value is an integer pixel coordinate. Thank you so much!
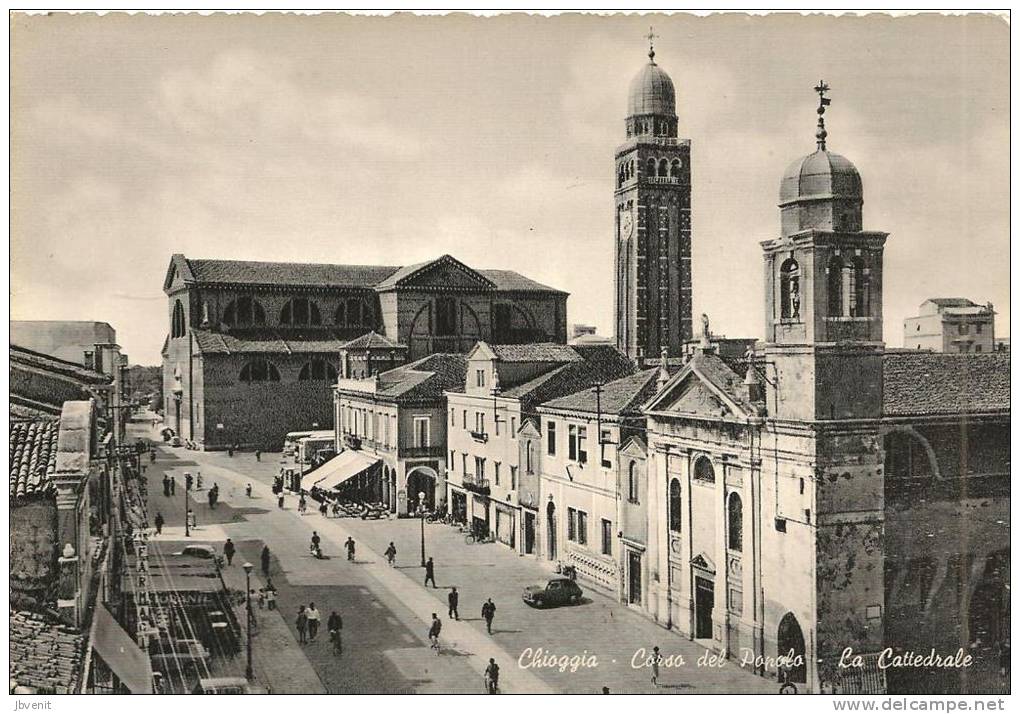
[
  {"left": 665, "top": 377, "right": 733, "bottom": 418},
  {"left": 644, "top": 356, "right": 749, "bottom": 420},
  {"left": 392, "top": 255, "right": 495, "bottom": 291},
  {"left": 618, "top": 435, "right": 647, "bottom": 459}
]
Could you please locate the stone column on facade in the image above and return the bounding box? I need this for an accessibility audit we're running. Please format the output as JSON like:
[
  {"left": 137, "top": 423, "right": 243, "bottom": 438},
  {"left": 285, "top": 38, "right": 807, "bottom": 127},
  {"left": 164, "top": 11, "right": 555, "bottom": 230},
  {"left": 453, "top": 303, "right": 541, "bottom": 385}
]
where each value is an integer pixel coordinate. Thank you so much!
[
  {"left": 684, "top": 448, "right": 696, "bottom": 640},
  {"left": 749, "top": 418, "right": 766, "bottom": 672},
  {"left": 56, "top": 543, "right": 80, "bottom": 627},
  {"left": 718, "top": 457, "right": 730, "bottom": 657}
]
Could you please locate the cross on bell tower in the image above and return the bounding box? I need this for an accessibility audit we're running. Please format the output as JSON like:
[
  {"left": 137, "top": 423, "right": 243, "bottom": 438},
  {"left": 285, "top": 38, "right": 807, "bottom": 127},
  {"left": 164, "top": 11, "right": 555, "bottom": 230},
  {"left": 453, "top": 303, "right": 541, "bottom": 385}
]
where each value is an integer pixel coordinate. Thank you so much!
[
  {"left": 814, "top": 80, "right": 831, "bottom": 150},
  {"left": 645, "top": 26, "right": 658, "bottom": 61}
]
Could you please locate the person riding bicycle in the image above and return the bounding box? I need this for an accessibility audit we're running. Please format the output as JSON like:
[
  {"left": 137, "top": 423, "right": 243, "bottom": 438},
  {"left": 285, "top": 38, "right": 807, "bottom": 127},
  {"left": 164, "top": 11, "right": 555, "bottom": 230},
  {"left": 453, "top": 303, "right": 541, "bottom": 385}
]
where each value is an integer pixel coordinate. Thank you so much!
[{"left": 327, "top": 610, "right": 342, "bottom": 655}]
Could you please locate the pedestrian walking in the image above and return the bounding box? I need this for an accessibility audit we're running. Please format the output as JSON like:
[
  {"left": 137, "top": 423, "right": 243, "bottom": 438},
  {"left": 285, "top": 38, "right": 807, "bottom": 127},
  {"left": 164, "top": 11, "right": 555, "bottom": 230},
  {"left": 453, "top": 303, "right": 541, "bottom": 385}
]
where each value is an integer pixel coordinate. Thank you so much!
[
  {"left": 482, "top": 598, "right": 496, "bottom": 634},
  {"left": 266, "top": 584, "right": 277, "bottom": 611},
  {"left": 385, "top": 542, "right": 397, "bottom": 566},
  {"left": 428, "top": 613, "right": 442, "bottom": 653},
  {"left": 261, "top": 545, "right": 271, "bottom": 578},
  {"left": 319, "top": 502, "right": 328, "bottom": 517},
  {"left": 246, "top": 483, "right": 252, "bottom": 498},
  {"left": 484, "top": 658, "right": 500, "bottom": 694},
  {"left": 208, "top": 489, "right": 216, "bottom": 509},
  {"left": 278, "top": 494, "right": 285, "bottom": 509},
  {"left": 306, "top": 602, "right": 321, "bottom": 641},
  {"left": 327, "top": 611, "right": 342, "bottom": 656},
  {"left": 223, "top": 538, "right": 235, "bottom": 565},
  {"left": 187, "top": 508, "right": 196, "bottom": 529},
  {"left": 170, "top": 476, "right": 176, "bottom": 495},
  {"left": 154, "top": 512, "right": 164, "bottom": 535},
  {"left": 448, "top": 587, "right": 459, "bottom": 620},
  {"left": 255, "top": 450, "right": 261, "bottom": 462},
  {"left": 345, "top": 537, "right": 356, "bottom": 561},
  {"left": 162, "top": 475, "right": 170, "bottom": 497},
  {"left": 257, "top": 589, "right": 266, "bottom": 610},
  {"left": 424, "top": 557, "right": 436, "bottom": 588},
  {"left": 650, "top": 646, "right": 661, "bottom": 686},
  {"left": 296, "top": 605, "right": 308, "bottom": 645}
]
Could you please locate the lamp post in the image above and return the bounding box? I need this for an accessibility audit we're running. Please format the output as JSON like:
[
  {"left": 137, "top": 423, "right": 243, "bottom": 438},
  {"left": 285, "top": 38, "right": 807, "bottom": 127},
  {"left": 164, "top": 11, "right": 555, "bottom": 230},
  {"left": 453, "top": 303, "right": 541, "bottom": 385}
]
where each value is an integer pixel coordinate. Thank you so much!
[
  {"left": 184, "top": 472, "right": 191, "bottom": 538},
  {"left": 242, "top": 562, "right": 254, "bottom": 681},
  {"left": 419, "top": 491, "right": 427, "bottom": 567}
]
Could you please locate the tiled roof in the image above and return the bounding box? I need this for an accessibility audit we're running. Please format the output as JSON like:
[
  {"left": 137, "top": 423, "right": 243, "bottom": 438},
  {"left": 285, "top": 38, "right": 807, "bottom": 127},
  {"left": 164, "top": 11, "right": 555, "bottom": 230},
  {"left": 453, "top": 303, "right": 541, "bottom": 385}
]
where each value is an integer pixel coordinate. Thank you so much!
[
  {"left": 191, "top": 329, "right": 350, "bottom": 355},
  {"left": 185, "top": 257, "right": 398, "bottom": 288},
  {"left": 10, "top": 396, "right": 64, "bottom": 419},
  {"left": 10, "top": 345, "right": 112, "bottom": 386},
  {"left": 926, "top": 298, "right": 977, "bottom": 307},
  {"left": 883, "top": 352, "right": 1010, "bottom": 416},
  {"left": 504, "top": 345, "right": 636, "bottom": 412},
  {"left": 339, "top": 331, "right": 406, "bottom": 350},
  {"left": 10, "top": 419, "right": 60, "bottom": 500},
  {"left": 489, "top": 343, "right": 582, "bottom": 363},
  {"left": 478, "top": 269, "right": 563, "bottom": 294},
  {"left": 372, "top": 353, "right": 468, "bottom": 403},
  {"left": 541, "top": 368, "right": 661, "bottom": 415},
  {"left": 9, "top": 610, "right": 85, "bottom": 693},
  {"left": 176, "top": 255, "right": 565, "bottom": 294}
]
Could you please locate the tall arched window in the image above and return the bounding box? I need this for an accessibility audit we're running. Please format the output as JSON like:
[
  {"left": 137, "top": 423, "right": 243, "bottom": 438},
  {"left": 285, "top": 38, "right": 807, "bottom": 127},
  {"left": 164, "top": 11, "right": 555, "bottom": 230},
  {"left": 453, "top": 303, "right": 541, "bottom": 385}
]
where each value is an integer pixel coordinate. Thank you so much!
[
  {"left": 658, "top": 158, "right": 668, "bottom": 176},
  {"left": 827, "top": 256, "right": 845, "bottom": 317},
  {"left": 669, "top": 159, "right": 681, "bottom": 178},
  {"left": 646, "top": 157, "right": 656, "bottom": 176},
  {"left": 693, "top": 456, "right": 715, "bottom": 483},
  {"left": 436, "top": 297, "right": 457, "bottom": 336},
  {"left": 336, "top": 298, "right": 372, "bottom": 327},
  {"left": 223, "top": 297, "right": 266, "bottom": 327},
  {"left": 669, "top": 478, "right": 682, "bottom": 532},
  {"left": 627, "top": 461, "right": 639, "bottom": 503},
  {"left": 780, "top": 258, "right": 801, "bottom": 320},
  {"left": 239, "top": 360, "right": 280, "bottom": 383},
  {"left": 171, "top": 300, "right": 186, "bottom": 338},
  {"left": 280, "top": 297, "right": 322, "bottom": 326},
  {"left": 849, "top": 258, "right": 868, "bottom": 317},
  {"left": 298, "top": 359, "right": 338, "bottom": 382},
  {"left": 727, "top": 492, "right": 743, "bottom": 552}
]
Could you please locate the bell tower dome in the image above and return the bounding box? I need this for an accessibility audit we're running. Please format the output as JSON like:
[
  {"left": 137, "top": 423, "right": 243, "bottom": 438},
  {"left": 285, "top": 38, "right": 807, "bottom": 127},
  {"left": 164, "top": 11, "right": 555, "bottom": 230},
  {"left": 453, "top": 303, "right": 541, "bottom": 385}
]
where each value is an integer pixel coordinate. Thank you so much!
[
  {"left": 761, "top": 82, "right": 888, "bottom": 422},
  {"left": 614, "top": 29, "right": 692, "bottom": 362}
]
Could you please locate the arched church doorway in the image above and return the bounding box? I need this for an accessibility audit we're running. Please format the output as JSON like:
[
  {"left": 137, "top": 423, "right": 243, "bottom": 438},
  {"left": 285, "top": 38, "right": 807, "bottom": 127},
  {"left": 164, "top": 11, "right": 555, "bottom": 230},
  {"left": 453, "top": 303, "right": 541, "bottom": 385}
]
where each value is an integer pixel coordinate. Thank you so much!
[
  {"left": 546, "top": 500, "right": 557, "bottom": 561},
  {"left": 778, "top": 612, "right": 807, "bottom": 683},
  {"left": 406, "top": 467, "right": 437, "bottom": 513}
]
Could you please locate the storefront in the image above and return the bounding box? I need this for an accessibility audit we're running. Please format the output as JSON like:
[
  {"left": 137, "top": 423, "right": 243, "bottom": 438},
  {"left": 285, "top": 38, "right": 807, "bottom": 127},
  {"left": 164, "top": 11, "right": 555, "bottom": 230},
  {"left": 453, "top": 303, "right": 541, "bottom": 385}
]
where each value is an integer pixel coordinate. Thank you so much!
[
  {"left": 494, "top": 503, "right": 516, "bottom": 549},
  {"left": 471, "top": 494, "right": 490, "bottom": 537}
]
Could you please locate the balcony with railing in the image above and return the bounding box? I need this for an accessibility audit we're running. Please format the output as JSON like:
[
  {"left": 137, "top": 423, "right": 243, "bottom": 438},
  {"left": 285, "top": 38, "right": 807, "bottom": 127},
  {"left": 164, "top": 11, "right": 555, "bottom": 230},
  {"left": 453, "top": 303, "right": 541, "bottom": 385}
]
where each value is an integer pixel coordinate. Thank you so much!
[
  {"left": 470, "top": 430, "right": 489, "bottom": 443},
  {"left": 401, "top": 444, "right": 444, "bottom": 459},
  {"left": 462, "top": 474, "right": 491, "bottom": 496}
]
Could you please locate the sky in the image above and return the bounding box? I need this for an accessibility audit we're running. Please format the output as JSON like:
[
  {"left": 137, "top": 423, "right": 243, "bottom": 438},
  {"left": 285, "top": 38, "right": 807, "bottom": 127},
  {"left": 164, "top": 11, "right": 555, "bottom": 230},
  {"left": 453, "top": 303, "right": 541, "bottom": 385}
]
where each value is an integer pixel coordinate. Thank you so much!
[{"left": 10, "top": 12, "right": 1010, "bottom": 365}]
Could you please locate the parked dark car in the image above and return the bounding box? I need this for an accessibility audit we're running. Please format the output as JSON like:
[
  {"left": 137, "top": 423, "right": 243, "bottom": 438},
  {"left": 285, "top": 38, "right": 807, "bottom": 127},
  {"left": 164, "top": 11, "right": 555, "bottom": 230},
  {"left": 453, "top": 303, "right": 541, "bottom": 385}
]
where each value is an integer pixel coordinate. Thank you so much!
[{"left": 522, "top": 577, "right": 584, "bottom": 608}]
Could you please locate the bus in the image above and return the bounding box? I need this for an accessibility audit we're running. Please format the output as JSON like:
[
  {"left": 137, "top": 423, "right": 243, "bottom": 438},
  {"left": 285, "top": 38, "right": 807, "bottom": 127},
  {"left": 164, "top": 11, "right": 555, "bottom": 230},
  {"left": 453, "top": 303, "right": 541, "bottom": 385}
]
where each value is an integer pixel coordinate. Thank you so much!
[
  {"left": 283, "top": 430, "right": 332, "bottom": 460},
  {"left": 297, "top": 432, "right": 336, "bottom": 467}
]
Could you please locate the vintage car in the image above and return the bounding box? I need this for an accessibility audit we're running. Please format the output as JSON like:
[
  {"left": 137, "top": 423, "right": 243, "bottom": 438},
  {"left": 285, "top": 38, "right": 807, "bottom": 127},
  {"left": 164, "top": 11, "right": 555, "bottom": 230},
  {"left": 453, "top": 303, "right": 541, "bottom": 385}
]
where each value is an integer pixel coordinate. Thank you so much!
[
  {"left": 522, "top": 577, "right": 584, "bottom": 608},
  {"left": 173, "top": 544, "right": 217, "bottom": 560}
]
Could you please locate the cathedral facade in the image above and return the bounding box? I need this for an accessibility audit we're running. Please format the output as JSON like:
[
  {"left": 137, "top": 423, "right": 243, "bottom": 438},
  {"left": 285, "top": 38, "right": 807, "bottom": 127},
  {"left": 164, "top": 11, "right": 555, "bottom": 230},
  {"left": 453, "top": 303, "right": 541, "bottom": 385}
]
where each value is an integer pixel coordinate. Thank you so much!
[{"left": 614, "top": 44, "right": 693, "bottom": 361}]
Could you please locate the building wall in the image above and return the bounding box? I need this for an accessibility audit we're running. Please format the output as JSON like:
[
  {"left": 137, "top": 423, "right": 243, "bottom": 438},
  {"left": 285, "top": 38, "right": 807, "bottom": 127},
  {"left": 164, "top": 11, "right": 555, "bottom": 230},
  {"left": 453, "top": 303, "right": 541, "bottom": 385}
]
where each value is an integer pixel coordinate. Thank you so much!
[
  {"left": 10, "top": 321, "right": 117, "bottom": 366},
  {"left": 9, "top": 498, "right": 59, "bottom": 609},
  {"left": 538, "top": 412, "right": 623, "bottom": 591},
  {"left": 200, "top": 353, "right": 335, "bottom": 450}
]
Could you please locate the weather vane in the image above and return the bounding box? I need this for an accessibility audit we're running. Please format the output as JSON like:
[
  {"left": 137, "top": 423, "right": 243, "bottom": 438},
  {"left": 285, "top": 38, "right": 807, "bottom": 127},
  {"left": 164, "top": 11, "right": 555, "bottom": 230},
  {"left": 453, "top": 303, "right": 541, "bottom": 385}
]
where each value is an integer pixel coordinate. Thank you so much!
[
  {"left": 646, "top": 26, "right": 659, "bottom": 61},
  {"left": 814, "top": 79, "right": 831, "bottom": 151}
]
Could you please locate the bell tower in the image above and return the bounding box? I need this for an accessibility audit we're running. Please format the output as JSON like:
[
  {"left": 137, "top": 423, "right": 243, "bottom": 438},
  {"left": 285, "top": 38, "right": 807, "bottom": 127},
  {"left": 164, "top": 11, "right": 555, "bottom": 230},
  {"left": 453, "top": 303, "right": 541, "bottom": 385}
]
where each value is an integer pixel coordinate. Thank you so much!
[
  {"left": 614, "top": 30, "right": 692, "bottom": 362},
  {"left": 760, "top": 83, "right": 889, "bottom": 685},
  {"left": 762, "top": 80, "right": 888, "bottom": 423}
]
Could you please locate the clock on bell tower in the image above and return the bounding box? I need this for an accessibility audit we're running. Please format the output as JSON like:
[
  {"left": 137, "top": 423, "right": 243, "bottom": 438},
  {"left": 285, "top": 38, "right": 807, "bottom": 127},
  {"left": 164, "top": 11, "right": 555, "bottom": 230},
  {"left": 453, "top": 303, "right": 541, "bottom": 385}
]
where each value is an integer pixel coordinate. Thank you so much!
[{"left": 614, "top": 32, "right": 692, "bottom": 362}]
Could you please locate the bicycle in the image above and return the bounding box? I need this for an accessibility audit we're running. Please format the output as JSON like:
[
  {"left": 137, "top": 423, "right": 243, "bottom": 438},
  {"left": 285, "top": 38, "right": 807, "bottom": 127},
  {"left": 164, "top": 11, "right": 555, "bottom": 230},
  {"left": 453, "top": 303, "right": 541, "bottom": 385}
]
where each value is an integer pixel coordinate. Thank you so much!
[
  {"left": 464, "top": 532, "right": 476, "bottom": 544},
  {"left": 330, "top": 629, "right": 342, "bottom": 657}
]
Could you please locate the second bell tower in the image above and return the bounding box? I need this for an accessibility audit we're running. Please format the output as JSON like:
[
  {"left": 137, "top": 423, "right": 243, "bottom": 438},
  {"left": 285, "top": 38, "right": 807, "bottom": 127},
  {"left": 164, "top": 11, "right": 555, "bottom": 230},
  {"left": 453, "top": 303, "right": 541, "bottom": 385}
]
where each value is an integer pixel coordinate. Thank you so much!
[{"left": 614, "top": 33, "right": 692, "bottom": 361}]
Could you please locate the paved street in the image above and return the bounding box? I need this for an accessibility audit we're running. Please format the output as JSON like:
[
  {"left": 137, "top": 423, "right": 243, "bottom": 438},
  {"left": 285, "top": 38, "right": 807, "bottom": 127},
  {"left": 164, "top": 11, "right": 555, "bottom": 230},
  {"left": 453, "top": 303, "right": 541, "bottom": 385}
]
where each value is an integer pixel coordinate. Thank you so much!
[{"left": 136, "top": 417, "right": 774, "bottom": 694}]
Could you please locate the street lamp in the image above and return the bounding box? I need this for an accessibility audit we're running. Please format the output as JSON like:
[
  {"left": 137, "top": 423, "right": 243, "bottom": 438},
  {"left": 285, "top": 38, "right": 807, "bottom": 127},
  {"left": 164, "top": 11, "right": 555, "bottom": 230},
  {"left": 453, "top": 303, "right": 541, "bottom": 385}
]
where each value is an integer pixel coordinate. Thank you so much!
[
  {"left": 184, "top": 472, "right": 191, "bottom": 537},
  {"left": 242, "top": 562, "right": 254, "bottom": 681},
  {"left": 419, "top": 490, "right": 427, "bottom": 567}
]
